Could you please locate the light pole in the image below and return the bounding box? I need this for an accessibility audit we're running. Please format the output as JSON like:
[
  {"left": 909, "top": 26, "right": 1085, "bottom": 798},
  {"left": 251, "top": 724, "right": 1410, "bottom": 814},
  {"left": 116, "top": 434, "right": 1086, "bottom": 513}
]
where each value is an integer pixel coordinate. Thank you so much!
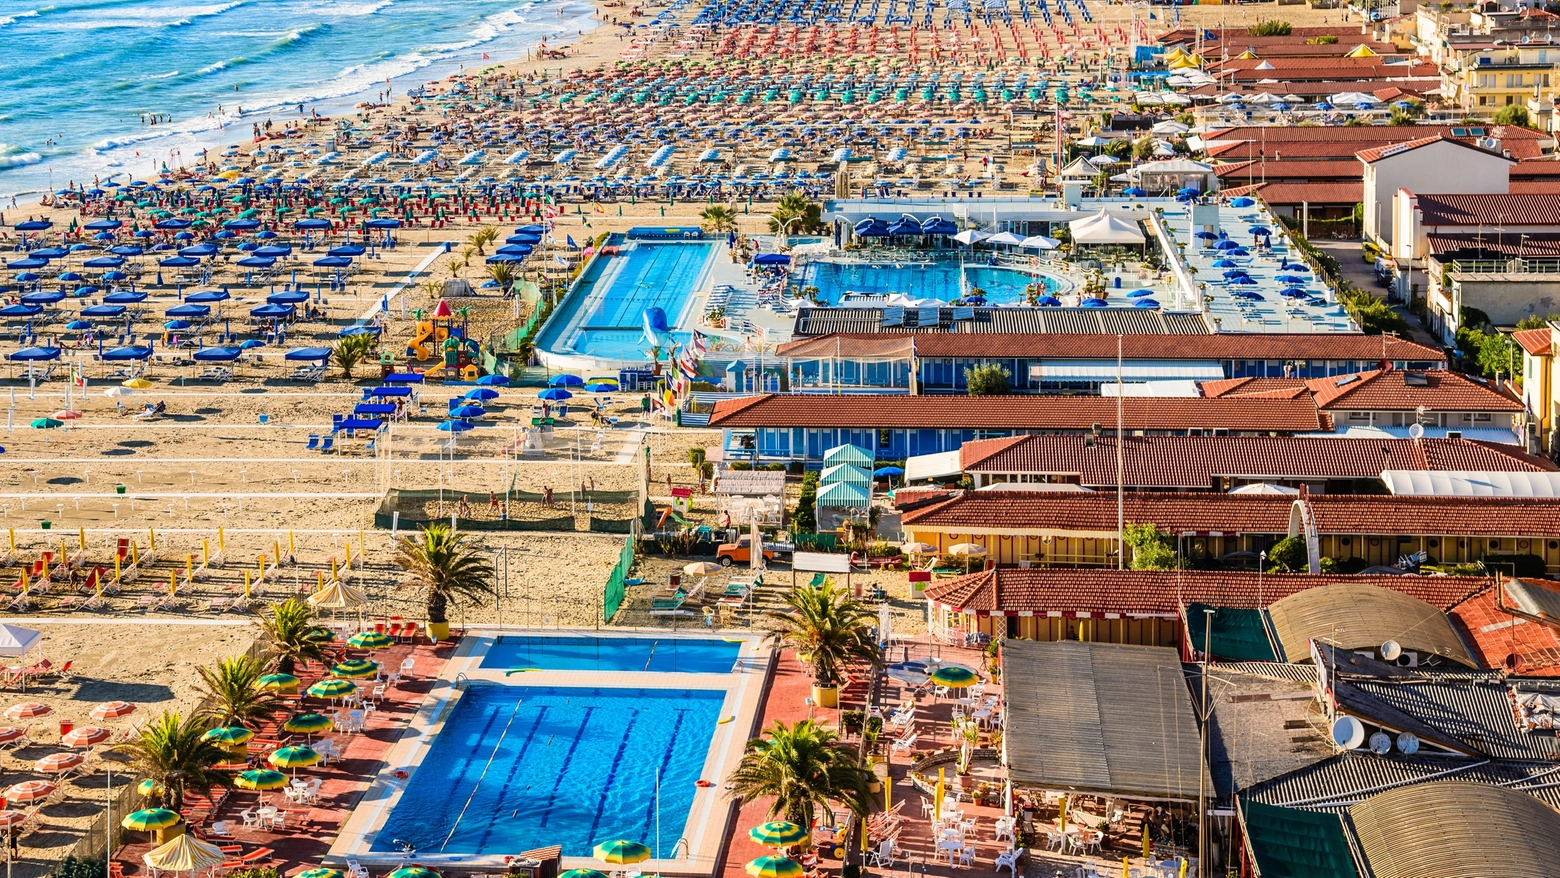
[
  {"left": 1258, "top": 550, "right": 1267, "bottom": 606},
  {"left": 1197, "top": 607, "right": 1214, "bottom": 878}
]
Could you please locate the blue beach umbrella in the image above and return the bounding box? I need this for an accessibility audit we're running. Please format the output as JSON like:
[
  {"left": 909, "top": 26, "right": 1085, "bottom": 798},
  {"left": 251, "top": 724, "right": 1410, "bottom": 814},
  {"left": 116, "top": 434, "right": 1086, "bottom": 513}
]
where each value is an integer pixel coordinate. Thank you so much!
[
  {"left": 537, "top": 388, "right": 573, "bottom": 401},
  {"left": 436, "top": 420, "right": 474, "bottom": 433}
]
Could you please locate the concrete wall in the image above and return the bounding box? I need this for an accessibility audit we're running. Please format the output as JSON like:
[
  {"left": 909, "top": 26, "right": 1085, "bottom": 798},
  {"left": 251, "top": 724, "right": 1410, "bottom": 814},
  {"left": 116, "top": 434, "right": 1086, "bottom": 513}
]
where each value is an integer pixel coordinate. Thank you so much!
[{"left": 1369, "top": 142, "right": 1510, "bottom": 252}]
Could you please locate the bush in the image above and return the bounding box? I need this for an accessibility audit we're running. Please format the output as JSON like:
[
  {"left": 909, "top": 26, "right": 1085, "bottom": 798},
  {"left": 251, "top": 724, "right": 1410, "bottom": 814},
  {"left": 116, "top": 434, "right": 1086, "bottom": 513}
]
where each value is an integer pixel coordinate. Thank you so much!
[
  {"left": 1494, "top": 104, "right": 1531, "bottom": 127},
  {"left": 224, "top": 871, "right": 281, "bottom": 878},
  {"left": 688, "top": 448, "right": 706, "bottom": 468},
  {"left": 1339, "top": 286, "right": 1409, "bottom": 336},
  {"left": 964, "top": 363, "right": 1012, "bottom": 396},
  {"left": 53, "top": 858, "right": 107, "bottom": 878},
  {"left": 1125, "top": 523, "right": 1179, "bottom": 570},
  {"left": 1482, "top": 553, "right": 1548, "bottom": 578},
  {"left": 1307, "top": 34, "right": 1339, "bottom": 44},
  {"left": 1247, "top": 20, "right": 1292, "bottom": 35},
  {"left": 792, "top": 471, "right": 819, "bottom": 533},
  {"left": 1266, "top": 536, "right": 1309, "bottom": 573}
]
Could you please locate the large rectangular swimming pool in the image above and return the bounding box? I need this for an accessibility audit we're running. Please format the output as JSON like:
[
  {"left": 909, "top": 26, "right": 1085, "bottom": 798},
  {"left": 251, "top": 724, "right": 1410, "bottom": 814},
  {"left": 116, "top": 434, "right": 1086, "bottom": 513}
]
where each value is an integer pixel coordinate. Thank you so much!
[
  {"left": 538, "top": 240, "right": 715, "bottom": 361},
  {"left": 480, "top": 636, "right": 742, "bottom": 674},
  {"left": 373, "top": 685, "right": 725, "bottom": 857},
  {"left": 797, "top": 259, "right": 1060, "bottom": 304}
]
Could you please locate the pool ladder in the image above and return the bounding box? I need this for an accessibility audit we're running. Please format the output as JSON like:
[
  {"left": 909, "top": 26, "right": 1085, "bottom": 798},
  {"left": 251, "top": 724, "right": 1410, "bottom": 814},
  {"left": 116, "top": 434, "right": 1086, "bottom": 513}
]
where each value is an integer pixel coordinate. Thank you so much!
[
  {"left": 454, "top": 672, "right": 469, "bottom": 690},
  {"left": 669, "top": 838, "right": 690, "bottom": 859}
]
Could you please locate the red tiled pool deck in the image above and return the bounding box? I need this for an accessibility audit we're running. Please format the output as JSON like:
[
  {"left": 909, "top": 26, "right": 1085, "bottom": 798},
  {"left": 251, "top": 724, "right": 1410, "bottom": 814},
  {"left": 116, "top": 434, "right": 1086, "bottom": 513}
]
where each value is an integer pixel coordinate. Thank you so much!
[{"left": 112, "top": 640, "right": 452, "bottom": 877}]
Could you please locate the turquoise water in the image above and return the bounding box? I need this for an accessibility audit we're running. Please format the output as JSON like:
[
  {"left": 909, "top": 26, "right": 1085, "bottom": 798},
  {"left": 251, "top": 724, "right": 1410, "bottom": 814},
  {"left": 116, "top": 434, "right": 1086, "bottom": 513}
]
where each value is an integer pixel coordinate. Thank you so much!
[
  {"left": 799, "top": 260, "right": 1060, "bottom": 304},
  {"left": 539, "top": 240, "right": 715, "bottom": 361},
  {"left": 374, "top": 685, "right": 724, "bottom": 856},
  {"left": 481, "top": 636, "right": 742, "bottom": 673},
  {"left": 0, "top": 0, "right": 598, "bottom": 198}
]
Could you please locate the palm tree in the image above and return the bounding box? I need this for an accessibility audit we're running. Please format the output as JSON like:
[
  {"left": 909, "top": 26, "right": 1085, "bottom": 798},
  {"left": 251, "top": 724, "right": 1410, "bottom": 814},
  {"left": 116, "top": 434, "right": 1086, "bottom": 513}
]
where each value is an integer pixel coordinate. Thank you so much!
[
  {"left": 487, "top": 259, "right": 519, "bottom": 295},
  {"left": 700, "top": 205, "right": 739, "bottom": 234},
  {"left": 333, "top": 331, "right": 376, "bottom": 378},
  {"left": 467, "top": 225, "right": 498, "bottom": 256},
  {"left": 258, "top": 598, "right": 333, "bottom": 675},
  {"left": 196, "top": 655, "right": 283, "bottom": 728},
  {"left": 767, "top": 193, "right": 822, "bottom": 242},
  {"left": 394, "top": 523, "right": 494, "bottom": 639},
  {"left": 764, "top": 580, "right": 881, "bottom": 705},
  {"left": 728, "top": 719, "right": 873, "bottom": 828},
  {"left": 117, "top": 712, "right": 235, "bottom": 811}
]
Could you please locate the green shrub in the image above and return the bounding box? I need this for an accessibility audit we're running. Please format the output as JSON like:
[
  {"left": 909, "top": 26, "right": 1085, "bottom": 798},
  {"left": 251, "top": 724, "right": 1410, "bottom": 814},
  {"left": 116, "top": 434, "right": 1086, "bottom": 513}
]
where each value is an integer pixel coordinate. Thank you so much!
[
  {"left": 964, "top": 363, "right": 1012, "bottom": 396},
  {"left": 792, "top": 471, "right": 819, "bottom": 533},
  {"left": 1266, "top": 536, "right": 1309, "bottom": 573},
  {"left": 1125, "top": 523, "right": 1180, "bottom": 570},
  {"left": 1247, "top": 20, "right": 1292, "bottom": 35},
  {"left": 53, "top": 857, "right": 106, "bottom": 878},
  {"left": 1482, "top": 553, "right": 1548, "bottom": 578},
  {"left": 1494, "top": 104, "right": 1531, "bottom": 127}
]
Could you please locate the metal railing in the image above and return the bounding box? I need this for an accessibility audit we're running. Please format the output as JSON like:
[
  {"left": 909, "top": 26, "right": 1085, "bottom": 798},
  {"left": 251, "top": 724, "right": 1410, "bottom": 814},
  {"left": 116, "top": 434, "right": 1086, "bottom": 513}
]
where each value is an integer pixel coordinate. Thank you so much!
[{"left": 1449, "top": 258, "right": 1560, "bottom": 276}]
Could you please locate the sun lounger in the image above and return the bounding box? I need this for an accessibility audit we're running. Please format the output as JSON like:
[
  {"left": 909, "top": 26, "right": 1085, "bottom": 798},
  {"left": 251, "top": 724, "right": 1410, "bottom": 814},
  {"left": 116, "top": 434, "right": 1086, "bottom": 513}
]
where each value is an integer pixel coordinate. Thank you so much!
[{"left": 650, "top": 590, "right": 690, "bottom": 616}]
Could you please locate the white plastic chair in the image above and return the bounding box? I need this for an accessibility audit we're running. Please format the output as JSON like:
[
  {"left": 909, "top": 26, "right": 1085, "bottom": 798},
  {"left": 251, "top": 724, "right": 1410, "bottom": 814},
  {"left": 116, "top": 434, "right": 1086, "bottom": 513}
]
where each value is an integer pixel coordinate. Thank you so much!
[
  {"left": 867, "top": 839, "right": 897, "bottom": 867},
  {"left": 995, "top": 848, "right": 1024, "bottom": 876},
  {"left": 958, "top": 846, "right": 976, "bottom": 868}
]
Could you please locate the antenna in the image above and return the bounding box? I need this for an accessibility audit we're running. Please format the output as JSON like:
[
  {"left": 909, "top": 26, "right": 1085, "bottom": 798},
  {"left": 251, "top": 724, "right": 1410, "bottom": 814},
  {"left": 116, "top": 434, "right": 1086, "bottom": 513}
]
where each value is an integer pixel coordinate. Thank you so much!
[
  {"left": 1381, "top": 640, "right": 1403, "bottom": 661},
  {"left": 1369, "top": 732, "right": 1393, "bottom": 755},
  {"left": 1332, "top": 715, "right": 1366, "bottom": 750}
]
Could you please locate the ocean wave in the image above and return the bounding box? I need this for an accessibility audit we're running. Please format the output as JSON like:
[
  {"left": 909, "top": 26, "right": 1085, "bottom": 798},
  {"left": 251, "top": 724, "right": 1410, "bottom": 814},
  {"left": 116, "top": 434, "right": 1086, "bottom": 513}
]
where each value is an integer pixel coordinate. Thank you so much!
[
  {"left": 0, "top": 9, "right": 43, "bottom": 27},
  {"left": 308, "top": 0, "right": 393, "bottom": 15},
  {"left": 0, "top": 145, "right": 44, "bottom": 171},
  {"left": 55, "top": 0, "right": 246, "bottom": 28}
]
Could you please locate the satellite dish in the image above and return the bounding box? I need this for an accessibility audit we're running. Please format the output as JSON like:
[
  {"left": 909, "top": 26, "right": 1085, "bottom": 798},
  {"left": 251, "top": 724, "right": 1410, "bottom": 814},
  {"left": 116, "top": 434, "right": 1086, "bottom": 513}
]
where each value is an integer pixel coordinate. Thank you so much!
[
  {"left": 1369, "top": 732, "right": 1393, "bottom": 754},
  {"left": 1381, "top": 640, "right": 1403, "bottom": 661},
  {"left": 1332, "top": 715, "right": 1366, "bottom": 750},
  {"left": 1397, "top": 732, "right": 1420, "bottom": 755},
  {"left": 1408, "top": 422, "right": 1425, "bottom": 439}
]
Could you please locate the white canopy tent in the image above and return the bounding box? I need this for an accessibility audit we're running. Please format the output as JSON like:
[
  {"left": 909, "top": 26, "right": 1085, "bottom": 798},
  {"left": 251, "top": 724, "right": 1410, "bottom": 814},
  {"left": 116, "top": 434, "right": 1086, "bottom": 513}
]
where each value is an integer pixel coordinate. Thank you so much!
[
  {"left": 0, "top": 625, "right": 42, "bottom": 691},
  {"left": 953, "top": 229, "right": 993, "bottom": 245},
  {"left": 1068, "top": 210, "right": 1146, "bottom": 245}
]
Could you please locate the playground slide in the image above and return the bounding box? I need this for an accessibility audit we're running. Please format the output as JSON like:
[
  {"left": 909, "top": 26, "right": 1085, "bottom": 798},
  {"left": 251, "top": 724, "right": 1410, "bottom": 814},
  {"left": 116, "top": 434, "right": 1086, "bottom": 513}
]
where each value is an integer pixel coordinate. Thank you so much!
[
  {"left": 657, "top": 507, "right": 691, "bottom": 529},
  {"left": 408, "top": 321, "right": 435, "bottom": 360}
]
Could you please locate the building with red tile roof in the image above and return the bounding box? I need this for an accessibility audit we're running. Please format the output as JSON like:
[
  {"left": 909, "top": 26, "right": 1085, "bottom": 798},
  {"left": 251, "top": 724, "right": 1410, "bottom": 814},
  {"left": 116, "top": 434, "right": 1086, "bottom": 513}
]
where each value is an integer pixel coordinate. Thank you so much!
[
  {"left": 899, "top": 490, "right": 1560, "bottom": 571},
  {"left": 1450, "top": 584, "right": 1560, "bottom": 677},
  {"left": 949, "top": 433, "right": 1554, "bottom": 490}
]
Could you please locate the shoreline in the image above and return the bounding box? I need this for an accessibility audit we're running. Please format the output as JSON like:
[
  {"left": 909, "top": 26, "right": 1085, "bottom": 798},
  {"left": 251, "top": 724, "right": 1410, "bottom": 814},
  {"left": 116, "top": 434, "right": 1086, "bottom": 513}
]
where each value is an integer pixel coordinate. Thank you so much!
[{"left": 0, "top": 0, "right": 621, "bottom": 204}]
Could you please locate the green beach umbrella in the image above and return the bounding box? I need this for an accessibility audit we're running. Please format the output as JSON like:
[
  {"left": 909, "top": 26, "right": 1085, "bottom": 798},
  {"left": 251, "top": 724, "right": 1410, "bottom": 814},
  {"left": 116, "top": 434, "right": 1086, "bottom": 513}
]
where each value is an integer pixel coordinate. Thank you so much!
[
  {"left": 560, "top": 871, "right": 608, "bottom": 878},
  {"left": 386, "top": 868, "right": 441, "bottom": 878},
  {"left": 930, "top": 665, "right": 979, "bottom": 688},
  {"left": 749, "top": 822, "right": 809, "bottom": 848},
  {"left": 593, "top": 840, "right": 652, "bottom": 865},
  {"left": 258, "top": 673, "right": 299, "bottom": 691},
  {"left": 267, "top": 745, "right": 321, "bottom": 770},
  {"left": 31, "top": 418, "right": 63, "bottom": 429},
  {"left": 122, "top": 808, "right": 180, "bottom": 831},
  {"left": 746, "top": 857, "right": 804, "bottom": 878},
  {"left": 283, "top": 712, "right": 334, "bottom": 734},
  {"left": 136, "top": 779, "right": 161, "bottom": 797},
  {"left": 201, "top": 726, "right": 254, "bottom": 746},
  {"left": 332, "top": 659, "right": 379, "bottom": 679},
  {"left": 304, "top": 626, "right": 336, "bottom": 643},
  {"left": 235, "top": 769, "right": 288, "bottom": 791},
  {"left": 307, "top": 678, "right": 358, "bottom": 699},
  {"left": 299, "top": 870, "right": 347, "bottom": 878},
  {"left": 347, "top": 631, "right": 393, "bottom": 650}
]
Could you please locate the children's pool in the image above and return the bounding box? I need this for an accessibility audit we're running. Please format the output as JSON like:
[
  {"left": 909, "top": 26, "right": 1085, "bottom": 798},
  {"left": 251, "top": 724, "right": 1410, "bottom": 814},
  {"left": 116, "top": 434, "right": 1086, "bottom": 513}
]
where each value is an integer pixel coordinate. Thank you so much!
[
  {"left": 480, "top": 635, "right": 743, "bottom": 673},
  {"left": 797, "top": 259, "right": 1063, "bottom": 304},
  {"left": 372, "top": 685, "right": 725, "bottom": 857},
  {"left": 538, "top": 240, "right": 716, "bottom": 361}
]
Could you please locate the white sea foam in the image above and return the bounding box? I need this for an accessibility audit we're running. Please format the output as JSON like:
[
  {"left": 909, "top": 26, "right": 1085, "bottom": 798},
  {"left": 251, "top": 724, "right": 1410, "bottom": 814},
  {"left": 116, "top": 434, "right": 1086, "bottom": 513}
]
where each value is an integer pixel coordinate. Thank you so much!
[
  {"left": 0, "top": 145, "right": 44, "bottom": 170},
  {"left": 0, "top": 9, "right": 43, "bottom": 28}
]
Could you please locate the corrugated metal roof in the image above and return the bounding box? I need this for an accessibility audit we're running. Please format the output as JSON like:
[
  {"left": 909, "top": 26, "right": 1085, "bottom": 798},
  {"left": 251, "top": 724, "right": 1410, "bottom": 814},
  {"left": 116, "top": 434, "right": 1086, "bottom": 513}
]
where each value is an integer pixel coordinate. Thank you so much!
[
  {"left": 1347, "top": 781, "right": 1560, "bottom": 878},
  {"left": 780, "top": 332, "right": 1446, "bottom": 362},
  {"left": 1416, "top": 194, "right": 1560, "bottom": 228},
  {"left": 1207, "top": 669, "right": 1330, "bottom": 804},
  {"left": 1504, "top": 577, "right": 1560, "bottom": 625},
  {"left": 1266, "top": 585, "right": 1478, "bottom": 668},
  {"left": 1240, "top": 800, "right": 1359, "bottom": 878},
  {"left": 1347, "top": 676, "right": 1556, "bottom": 761},
  {"left": 1003, "top": 640, "right": 1204, "bottom": 801},
  {"left": 1247, "top": 752, "right": 1560, "bottom": 811}
]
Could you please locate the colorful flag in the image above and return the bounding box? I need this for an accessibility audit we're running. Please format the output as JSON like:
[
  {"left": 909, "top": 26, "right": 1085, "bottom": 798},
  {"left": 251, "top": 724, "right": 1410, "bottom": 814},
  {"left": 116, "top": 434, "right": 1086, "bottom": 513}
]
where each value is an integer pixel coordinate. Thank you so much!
[{"left": 692, "top": 330, "right": 709, "bottom": 355}]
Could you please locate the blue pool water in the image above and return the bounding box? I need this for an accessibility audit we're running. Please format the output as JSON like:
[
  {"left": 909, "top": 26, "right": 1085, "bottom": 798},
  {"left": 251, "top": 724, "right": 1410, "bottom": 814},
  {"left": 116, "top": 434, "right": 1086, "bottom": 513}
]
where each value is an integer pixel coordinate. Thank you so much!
[
  {"left": 481, "top": 636, "right": 742, "bottom": 673},
  {"left": 798, "top": 260, "right": 1060, "bottom": 304},
  {"left": 539, "top": 240, "right": 715, "bottom": 361},
  {"left": 375, "top": 686, "right": 725, "bottom": 856}
]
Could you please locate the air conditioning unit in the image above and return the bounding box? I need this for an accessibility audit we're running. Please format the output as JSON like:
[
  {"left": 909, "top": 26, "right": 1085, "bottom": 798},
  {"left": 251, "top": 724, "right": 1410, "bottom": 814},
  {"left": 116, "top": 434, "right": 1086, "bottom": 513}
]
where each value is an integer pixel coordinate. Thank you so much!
[{"left": 1357, "top": 648, "right": 1421, "bottom": 666}]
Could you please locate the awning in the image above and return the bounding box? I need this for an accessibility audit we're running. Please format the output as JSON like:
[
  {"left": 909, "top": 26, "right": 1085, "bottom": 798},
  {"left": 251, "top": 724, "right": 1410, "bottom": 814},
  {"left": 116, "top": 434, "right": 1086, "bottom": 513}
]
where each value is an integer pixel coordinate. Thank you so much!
[
  {"left": 1381, "top": 470, "right": 1560, "bottom": 497},
  {"left": 906, "top": 450, "right": 962, "bottom": 483},
  {"left": 1240, "top": 800, "right": 1357, "bottom": 878},
  {"left": 1031, "top": 359, "right": 1225, "bottom": 381}
]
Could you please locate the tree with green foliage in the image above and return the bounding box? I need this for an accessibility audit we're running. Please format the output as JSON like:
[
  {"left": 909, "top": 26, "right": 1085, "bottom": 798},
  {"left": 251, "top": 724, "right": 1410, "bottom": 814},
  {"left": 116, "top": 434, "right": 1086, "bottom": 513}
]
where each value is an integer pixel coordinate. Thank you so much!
[
  {"left": 764, "top": 579, "right": 883, "bottom": 689},
  {"left": 54, "top": 857, "right": 107, "bottom": 878},
  {"left": 258, "top": 598, "right": 333, "bottom": 675},
  {"left": 394, "top": 523, "right": 495, "bottom": 629},
  {"left": 1247, "top": 20, "right": 1291, "bottom": 36},
  {"left": 700, "top": 204, "right": 739, "bottom": 234},
  {"left": 1457, "top": 323, "right": 1521, "bottom": 383},
  {"left": 196, "top": 655, "right": 283, "bottom": 729},
  {"left": 964, "top": 363, "right": 1012, "bottom": 396},
  {"left": 1266, "top": 536, "right": 1309, "bottom": 573},
  {"left": 1339, "top": 287, "right": 1409, "bottom": 335},
  {"left": 1125, "top": 524, "right": 1180, "bottom": 570},
  {"left": 792, "top": 471, "right": 819, "bottom": 534},
  {"left": 332, "top": 331, "right": 376, "bottom": 379},
  {"left": 768, "top": 193, "right": 824, "bottom": 240},
  {"left": 728, "top": 719, "right": 874, "bottom": 828},
  {"left": 1494, "top": 104, "right": 1531, "bottom": 127},
  {"left": 1517, "top": 314, "right": 1560, "bottom": 330},
  {"left": 1307, "top": 34, "right": 1339, "bottom": 44},
  {"left": 117, "top": 712, "right": 235, "bottom": 811}
]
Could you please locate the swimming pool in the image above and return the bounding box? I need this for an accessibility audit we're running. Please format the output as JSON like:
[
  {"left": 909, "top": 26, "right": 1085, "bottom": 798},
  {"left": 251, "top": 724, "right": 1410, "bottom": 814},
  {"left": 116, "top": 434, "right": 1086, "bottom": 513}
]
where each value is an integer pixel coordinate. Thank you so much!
[
  {"left": 538, "top": 239, "right": 716, "bottom": 361},
  {"left": 481, "top": 635, "right": 742, "bottom": 674},
  {"left": 373, "top": 685, "right": 725, "bottom": 857},
  {"left": 797, "top": 259, "right": 1062, "bottom": 304}
]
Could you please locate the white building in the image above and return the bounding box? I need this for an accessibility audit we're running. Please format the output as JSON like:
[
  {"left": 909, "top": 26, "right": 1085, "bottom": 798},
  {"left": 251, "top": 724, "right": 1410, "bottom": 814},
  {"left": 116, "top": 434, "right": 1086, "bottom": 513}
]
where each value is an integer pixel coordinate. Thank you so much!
[{"left": 1359, "top": 135, "right": 1514, "bottom": 255}]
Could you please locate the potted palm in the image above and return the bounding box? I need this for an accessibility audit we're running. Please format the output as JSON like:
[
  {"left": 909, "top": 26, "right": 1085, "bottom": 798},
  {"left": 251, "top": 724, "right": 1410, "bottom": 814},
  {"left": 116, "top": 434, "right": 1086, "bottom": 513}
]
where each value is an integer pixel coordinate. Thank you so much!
[
  {"left": 258, "top": 598, "right": 333, "bottom": 675},
  {"left": 117, "top": 711, "right": 235, "bottom": 839},
  {"left": 764, "top": 580, "right": 882, "bottom": 708},
  {"left": 195, "top": 655, "right": 282, "bottom": 758},
  {"left": 394, "top": 522, "right": 495, "bottom": 642}
]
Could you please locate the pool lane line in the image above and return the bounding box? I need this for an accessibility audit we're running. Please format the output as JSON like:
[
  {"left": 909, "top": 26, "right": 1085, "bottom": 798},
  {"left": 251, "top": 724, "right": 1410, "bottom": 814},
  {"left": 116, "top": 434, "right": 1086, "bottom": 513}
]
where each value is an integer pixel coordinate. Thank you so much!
[
  {"left": 474, "top": 699, "right": 552, "bottom": 852},
  {"left": 539, "top": 703, "right": 596, "bottom": 833},
  {"left": 439, "top": 697, "right": 524, "bottom": 853},
  {"left": 637, "top": 705, "right": 689, "bottom": 856},
  {"left": 583, "top": 701, "right": 644, "bottom": 848},
  {"left": 394, "top": 691, "right": 508, "bottom": 852}
]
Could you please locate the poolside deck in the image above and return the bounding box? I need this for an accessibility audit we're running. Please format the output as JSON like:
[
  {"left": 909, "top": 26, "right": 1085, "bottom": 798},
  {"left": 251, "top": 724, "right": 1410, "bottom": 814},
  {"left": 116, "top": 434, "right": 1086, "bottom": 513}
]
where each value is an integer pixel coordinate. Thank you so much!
[
  {"left": 717, "top": 636, "right": 1138, "bottom": 878},
  {"left": 111, "top": 639, "right": 450, "bottom": 877}
]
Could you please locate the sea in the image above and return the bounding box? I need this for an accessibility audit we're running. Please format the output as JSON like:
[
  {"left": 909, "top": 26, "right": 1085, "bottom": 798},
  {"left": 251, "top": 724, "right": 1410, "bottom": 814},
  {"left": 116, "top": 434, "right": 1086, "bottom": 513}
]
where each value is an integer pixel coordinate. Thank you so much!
[{"left": 0, "top": 0, "right": 601, "bottom": 200}]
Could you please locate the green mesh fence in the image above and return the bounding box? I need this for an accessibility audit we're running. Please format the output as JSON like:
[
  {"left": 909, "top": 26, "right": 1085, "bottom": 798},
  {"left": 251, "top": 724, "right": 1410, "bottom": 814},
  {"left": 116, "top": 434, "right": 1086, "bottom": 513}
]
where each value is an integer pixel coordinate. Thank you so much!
[{"left": 603, "top": 536, "right": 634, "bottom": 622}]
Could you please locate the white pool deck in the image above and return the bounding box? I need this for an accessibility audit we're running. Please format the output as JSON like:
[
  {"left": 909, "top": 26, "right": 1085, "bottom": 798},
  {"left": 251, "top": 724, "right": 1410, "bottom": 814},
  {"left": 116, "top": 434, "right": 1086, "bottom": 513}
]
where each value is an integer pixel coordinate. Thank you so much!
[{"left": 327, "top": 627, "right": 774, "bottom": 875}]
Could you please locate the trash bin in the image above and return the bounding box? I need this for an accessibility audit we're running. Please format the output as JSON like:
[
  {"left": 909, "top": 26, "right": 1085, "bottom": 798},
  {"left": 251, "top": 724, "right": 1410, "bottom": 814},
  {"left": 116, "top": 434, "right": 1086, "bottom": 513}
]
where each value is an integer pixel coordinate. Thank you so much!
[{"left": 58, "top": 719, "right": 73, "bottom": 738}]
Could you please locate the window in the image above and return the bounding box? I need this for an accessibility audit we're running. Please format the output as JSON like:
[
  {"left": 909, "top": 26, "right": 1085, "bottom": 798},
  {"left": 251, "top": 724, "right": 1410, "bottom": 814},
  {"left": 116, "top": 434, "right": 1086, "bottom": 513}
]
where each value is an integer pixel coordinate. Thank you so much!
[
  {"left": 1475, "top": 413, "right": 1492, "bottom": 421},
  {"left": 878, "top": 429, "right": 892, "bottom": 449},
  {"left": 1349, "top": 411, "right": 1370, "bottom": 421}
]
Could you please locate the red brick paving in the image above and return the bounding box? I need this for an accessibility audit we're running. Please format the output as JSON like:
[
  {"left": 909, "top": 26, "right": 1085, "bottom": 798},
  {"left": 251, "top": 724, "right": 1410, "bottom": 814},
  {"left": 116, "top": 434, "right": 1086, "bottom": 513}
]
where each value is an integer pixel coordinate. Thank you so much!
[{"left": 112, "top": 638, "right": 451, "bottom": 877}]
